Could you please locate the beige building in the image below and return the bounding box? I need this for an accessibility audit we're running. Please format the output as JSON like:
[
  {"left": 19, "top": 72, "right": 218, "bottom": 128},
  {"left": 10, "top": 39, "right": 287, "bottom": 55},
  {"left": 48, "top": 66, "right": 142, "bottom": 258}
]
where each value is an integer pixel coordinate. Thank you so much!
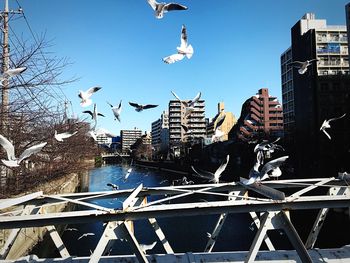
[{"left": 207, "top": 102, "right": 236, "bottom": 141}]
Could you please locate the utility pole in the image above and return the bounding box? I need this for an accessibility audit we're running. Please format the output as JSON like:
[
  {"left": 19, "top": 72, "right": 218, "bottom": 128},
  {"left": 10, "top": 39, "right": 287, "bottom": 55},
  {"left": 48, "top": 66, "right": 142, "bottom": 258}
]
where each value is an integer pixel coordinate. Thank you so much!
[
  {"left": 0, "top": 0, "right": 23, "bottom": 132},
  {"left": 1, "top": 0, "right": 9, "bottom": 132}
]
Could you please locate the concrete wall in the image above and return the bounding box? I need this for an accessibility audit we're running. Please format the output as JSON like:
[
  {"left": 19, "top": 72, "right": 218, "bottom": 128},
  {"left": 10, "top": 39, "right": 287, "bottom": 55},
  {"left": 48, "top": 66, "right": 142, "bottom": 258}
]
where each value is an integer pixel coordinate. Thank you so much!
[{"left": 0, "top": 172, "right": 84, "bottom": 259}]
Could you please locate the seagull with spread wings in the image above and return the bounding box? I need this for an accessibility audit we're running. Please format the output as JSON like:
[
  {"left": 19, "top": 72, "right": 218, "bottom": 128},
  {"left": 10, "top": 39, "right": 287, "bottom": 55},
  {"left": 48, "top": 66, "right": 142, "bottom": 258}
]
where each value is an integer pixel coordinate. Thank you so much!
[
  {"left": 129, "top": 102, "right": 158, "bottom": 112},
  {"left": 0, "top": 67, "right": 27, "bottom": 86},
  {"left": 54, "top": 131, "right": 78, "bottom": 142},
  {"left": 0, "top": 134, "right": 47, "bottom": 167},
  {"left": 82, "top": 103, "right": 105, "bottom": 129},
  {"left": 320, "top": 113, "right": 346, "bottom": 140},
  {"left": 147, "top": 0, "right": 187, "bottom": 19},
  {"left": 78, "top": 86, "right": 101, "bottom": 107},
  {"left": 107, "top": 100, "right": 122, "bottom": 122},
  {"left": 242, "top": 154, "right": 289, "bottom": 185},
  {"left": 163, "top": 25, "right": 194, "bottom": 64},
  {"left": 287, "top": 59, "right": 318, "bottom": 75},
  {"left": 191, "top": 155, "right": 230, "bottom": 184},
  {"left": 140, "top": 241, "right": 157, "bottom": 254},
  {"left": 77, "top": 233, "right": 95, "bottom": 240},
  {"left": 171, "top": 91, "right": 201, "bottom": 108}
]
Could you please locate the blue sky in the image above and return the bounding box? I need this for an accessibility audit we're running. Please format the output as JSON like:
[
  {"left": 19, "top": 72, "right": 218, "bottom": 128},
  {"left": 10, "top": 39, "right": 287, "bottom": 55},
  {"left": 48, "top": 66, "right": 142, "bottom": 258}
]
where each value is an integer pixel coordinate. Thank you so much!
[{"left": 8, "top": 0, "right": 350, "bottom": 135}]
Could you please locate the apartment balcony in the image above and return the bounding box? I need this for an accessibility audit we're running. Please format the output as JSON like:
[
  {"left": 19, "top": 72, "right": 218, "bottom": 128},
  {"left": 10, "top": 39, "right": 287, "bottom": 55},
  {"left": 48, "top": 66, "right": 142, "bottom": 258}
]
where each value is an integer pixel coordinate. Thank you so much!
[
  {"left": 240, "top": 126, "right": 251, "bottom": 136},
  {"left": 169, "top": 102, "right": 182, "bottom": 106},
  {"left": 250, "top": 101, "right": 262, "bottom": 112},
  {"left": 251, "top": 114, "right": 261, "bottom": 123},
  {"left": 250, "top": 107, "right": 262, "bottom": 118},
  {"left": 192, "top": 129, "right": 207, "bottom": 133},
  {"left": 170, "top": 129, "right": 181, "bottom": 133},
  {"left": 170, "top": 135, "right": 181, "bottom": 139},
  {"left": 169, "top": 118, "right": 181, "bottom": 122},
  {"left": 169, "top": 113, "right": 181, "bottom": 117},
  {"left": 316, "top": 37, "right": 348, "bottom": 43},
  {"left": 169, "top": 107, "right": 181, "bottom": 112},
  {"left": 169, "top": 124, "right": 181, "bottom": 128},
  {"left": 187, "top": 118, "right": 205, "bottom": 123},
  {"left": 244, "top": 120, "right": 257, "bottom": 131},
  {"left": 318, "top": 62, "right": 349, "bottom": 67},
  {"left": 194, "top": 102, "right": 205, "bottom": 107}
]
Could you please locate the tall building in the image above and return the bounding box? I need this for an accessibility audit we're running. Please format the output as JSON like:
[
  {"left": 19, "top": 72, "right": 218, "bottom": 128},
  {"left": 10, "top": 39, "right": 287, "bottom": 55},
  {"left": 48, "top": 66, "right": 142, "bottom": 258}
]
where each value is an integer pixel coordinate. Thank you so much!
[
  {"left": 168, "top": 99, "right": 206, "bottom": 146},
  {"left": 121, "top": 128, "right": 142, "bottom": 154},
  {"left": 229, "top": 88, "right": 283, "bottom": 141},
  {"left": 207, "top": 102, "right": 237, "bottom": 141},
  {"left": 151, "top": 111, "right": 169, "bottom": 152},
  {"left": 281, "top": 13, "right": 350, "bottom": 177},
  {"left": 281, "top": 13, "right": 349, "bottom": 140}
]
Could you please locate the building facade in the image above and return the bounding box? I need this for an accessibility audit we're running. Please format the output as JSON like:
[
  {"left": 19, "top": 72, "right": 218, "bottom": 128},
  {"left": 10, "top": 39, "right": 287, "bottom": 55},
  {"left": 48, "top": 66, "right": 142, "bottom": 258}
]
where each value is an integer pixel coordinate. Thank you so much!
[
  {"left": 281, "top": 13, "right": 350, "bottom": 177},
  {"left": 346, "top": 3, "right": 350, "bottom": 66},
  {"left": 229, "top": 88, "right": 283, "bottom": 141},
  {"left": 168, "top": 99, "right": 206, "bottom": 146},
  {"left": 207, "top": 102, "right": 237, "bottom": 142},
  {"left": 121, "top": 128, "right": 142, "bottom": 154},
  {"left": 151, "top": 111, "right": 169, "bottom": 152}
]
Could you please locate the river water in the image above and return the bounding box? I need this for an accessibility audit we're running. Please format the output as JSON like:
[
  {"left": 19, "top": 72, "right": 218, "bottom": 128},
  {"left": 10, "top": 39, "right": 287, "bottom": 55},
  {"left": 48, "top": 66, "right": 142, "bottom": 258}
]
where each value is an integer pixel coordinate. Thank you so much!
[{"left": 32, "top": 164, "right": 350, "bottom": 258}]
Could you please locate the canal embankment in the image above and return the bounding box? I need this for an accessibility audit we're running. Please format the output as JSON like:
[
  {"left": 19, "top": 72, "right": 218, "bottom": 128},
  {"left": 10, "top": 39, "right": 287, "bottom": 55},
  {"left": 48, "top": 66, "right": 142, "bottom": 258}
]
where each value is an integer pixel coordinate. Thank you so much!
[{"left": 0, "top": 168, "right": 90, "bottom": 260}]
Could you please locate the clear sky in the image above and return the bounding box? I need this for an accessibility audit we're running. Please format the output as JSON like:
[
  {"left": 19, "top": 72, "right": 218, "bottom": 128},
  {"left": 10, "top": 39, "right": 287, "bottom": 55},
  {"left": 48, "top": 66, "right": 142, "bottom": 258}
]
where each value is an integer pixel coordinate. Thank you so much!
[{"left": 7, "top": 0, "right": 350, "bottom": 136}]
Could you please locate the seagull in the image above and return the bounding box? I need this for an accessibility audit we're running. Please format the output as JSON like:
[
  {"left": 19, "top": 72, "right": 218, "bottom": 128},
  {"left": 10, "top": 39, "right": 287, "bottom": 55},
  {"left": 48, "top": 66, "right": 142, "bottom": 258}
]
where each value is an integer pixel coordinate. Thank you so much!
[
  {"left": 64, "top": 228, "right": 78, "bottom": 232},
  {"left": 242, "top": 155, "right": 289, "bottom": 185},
  {"left": 129, "top": 102, "right": 158, "bottom": 112},
  {"left": 82, "top": 103, "right": 105, "bottom": 128},
  {"left": 78, "top": 86, "right": 101, "bottom": 107},
  {"left": 171, "top": 91, "right": 201, "bottom": 108},
  {"left": 206, "top": 232, "right": 212, "bottom": 239},
  {"left": 160, "top": 179, "right": 169, "bottom": 184},
  {"left": 320, "top": 113, "right": 346, "bottom": 140},
  {"left": 107, "top": 183, "right": 119, "bottom": 190},
  {"left": 54, "top": 131, "right": 78, "bottom": 142},
  {"left": 0, "top": 135, "right": 47, "bottom": 168},
  {"left": 140, "top": 241, "right": 157, "bottom": 253},
  {"left": 191, "top": 155, "right": 230, "bottom": 184},
  {"left": 107, "top": 100, "right": 122, "bottom": 122},
  {"left": 0, "top": 66, "right": 27, "bottom": 85},
  {"left": 77, "top": 233, "right": 95, "bottom": 240},
  {"left": 124, "top": 168, "right": 133, "bottom": 181},
  {"left": 211, "top": 129, "right": 225, "bottom": 143},
  {"left": 147, "top": 0, "right": 187, "bottom": 19},
  {"left": 287, "top": 59, "right": 318, "bottom": 75},
  {"left": 254, "top": 138, "right": 284, "bottom": 154},
  {"left": 163, "top": 25, "right": 194, "bottom": 64}
]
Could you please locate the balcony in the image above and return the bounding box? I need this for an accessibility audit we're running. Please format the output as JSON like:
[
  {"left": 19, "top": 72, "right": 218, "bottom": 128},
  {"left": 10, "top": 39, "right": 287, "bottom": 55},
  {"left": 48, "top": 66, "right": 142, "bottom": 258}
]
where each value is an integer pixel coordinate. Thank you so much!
[{"left": 169, "top": 102, "right": 181, "bottom": 106}]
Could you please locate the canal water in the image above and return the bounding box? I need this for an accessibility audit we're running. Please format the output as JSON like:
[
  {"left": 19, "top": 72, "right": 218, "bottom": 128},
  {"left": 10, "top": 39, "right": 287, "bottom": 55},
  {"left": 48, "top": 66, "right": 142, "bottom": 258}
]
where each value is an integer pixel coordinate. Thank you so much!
[{"left": 32, "top": 164, "right": 350, "bottom": 258}]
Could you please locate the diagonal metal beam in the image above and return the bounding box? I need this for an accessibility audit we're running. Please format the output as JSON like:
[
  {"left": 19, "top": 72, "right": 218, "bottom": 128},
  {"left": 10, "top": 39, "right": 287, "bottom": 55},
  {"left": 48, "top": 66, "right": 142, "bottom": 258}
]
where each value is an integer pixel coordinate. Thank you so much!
[
  {"left": 287, "top": 177, "right": 335, "bottom": 201},
  {"left": 272, "top": 211, "right": 312, "bottom": 263},
  {"left": 0, "top": 191, "right": 43, "bottom": 210},
  {"left": 42, "top": 195, "right": 113, "bottom": 213},
  {"left": 245, "top": 212, "right": 270, "bottom": 262},
  {"left": 305, "top": 186, "right": 349, "bottom": 249},
  {"left": 123, "top": 184, "right": 143, "bottom": 211},
  {"left": 46, "top": 225, "right": 70, "bottom": 257},
  {"left": 249, "top": 212, "right": 275, "bottom": 251},
  {"left": 148, "top": 218, "right": 174, "bottom": 254}
]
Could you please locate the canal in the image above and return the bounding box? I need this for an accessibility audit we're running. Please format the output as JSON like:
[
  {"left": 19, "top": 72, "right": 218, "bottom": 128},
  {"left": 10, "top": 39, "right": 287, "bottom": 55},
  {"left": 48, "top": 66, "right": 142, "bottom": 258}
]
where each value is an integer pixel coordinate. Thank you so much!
[{"left": 32, "top": 163, "right": 350, "bottom": 258}]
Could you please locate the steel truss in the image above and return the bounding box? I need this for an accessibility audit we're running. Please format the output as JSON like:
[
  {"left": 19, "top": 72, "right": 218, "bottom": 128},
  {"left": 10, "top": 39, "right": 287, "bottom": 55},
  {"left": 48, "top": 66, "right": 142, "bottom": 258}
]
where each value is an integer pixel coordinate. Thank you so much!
[{"left": 0, "top": 176, "right": 349, "bottom": 263}]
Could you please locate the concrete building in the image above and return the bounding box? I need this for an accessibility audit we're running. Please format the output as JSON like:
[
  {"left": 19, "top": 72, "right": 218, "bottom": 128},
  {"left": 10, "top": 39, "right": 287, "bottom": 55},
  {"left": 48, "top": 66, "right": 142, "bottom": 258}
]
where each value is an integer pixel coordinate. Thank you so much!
[
  {"left": 281, "top": 13, "right": 350, "bottom": 177},
  {"left": 281, "top": 13, "right": 349, "bottom": 140},
  {"left": 229, "top": 88, "right": 283, "bottom": 141},
  {"left": 151, "top": 111, "right": 169, "bottom": 152},
  {"left": 168, "top": 99, "right": 206, "bottom": 146},
  {"left": 207, "top": 102, "right": 237, "bottom": 142},
  {"left": 121, "top": 128, "right": 142, "bottom": 154}
]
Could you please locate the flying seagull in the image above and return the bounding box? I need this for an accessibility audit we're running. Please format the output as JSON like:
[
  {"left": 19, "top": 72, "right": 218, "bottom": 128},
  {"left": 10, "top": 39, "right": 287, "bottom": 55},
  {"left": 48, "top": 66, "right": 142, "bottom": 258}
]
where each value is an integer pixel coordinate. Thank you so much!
[
  {"left": 64, "top": 228, "right": 78, "bottom": 232},
  {"left": 320, "top": 113, "right": 346, "bottom": 140},
  {"left": 242, "top": 155, "right": 289, "bottom": 185},
  {"left": 54, "top": 131, "right": 78, "bottom": 142},
  {"left": 107, "top": 100, "right": 122, "bottom": 122},
  {"left": 129, "top": 102, "right": 158, "bottom": 112},
  {"left": 254, "top": 138, "right": 284, "bottom": 154},
  {"left": 287, "top": 59, "right": 318, "bottom": 75},
  {"left": 77, "top": 233, "right": 95, "bottom": 240},
  {"left": 124, "top": 167, "right": 133, "bottom": 181},
  {"left": 140, "top": 241, "right": 157, "bottom": 254},
  {"left": 83, "top": 103, "right": 105, "bottom": 129},
  {"left": 0, "top": 134, "right": 47, "bottom": 168},
  {"left": 147, "top": 0, "right": 187, "bottom": 19},
  {"left": 212, "top": 114, "right": 226, "bottom": 143},
  {"left": 191, "top": 155, "right": 230, "bottom": 184},
  {"left": 107, "top": 183, "right": 119, "bottom": 190},
  {"left": 163, "top": 25, "right": 193, "bottom": 64},
  {"left": 0, "top": 66, "right": 27, "bottom": 85},
  {"left": 78, "top": 86, "right": 101, "bottom": 107},
  {"left": 171, "top": 91, "right": 201, "bottom": 108}
]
